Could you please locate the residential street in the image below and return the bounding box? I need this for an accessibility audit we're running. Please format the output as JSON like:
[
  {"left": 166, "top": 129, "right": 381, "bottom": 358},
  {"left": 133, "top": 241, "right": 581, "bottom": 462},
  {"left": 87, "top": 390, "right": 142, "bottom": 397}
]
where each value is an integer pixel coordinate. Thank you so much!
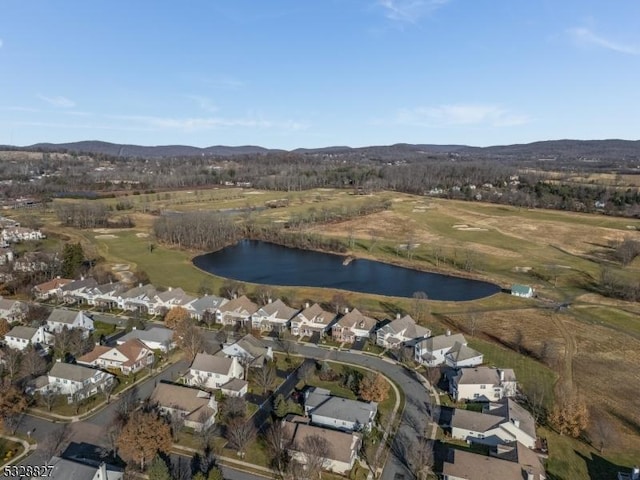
[{"left": 3, "top": 342, "right": 433, "bottom": 480}]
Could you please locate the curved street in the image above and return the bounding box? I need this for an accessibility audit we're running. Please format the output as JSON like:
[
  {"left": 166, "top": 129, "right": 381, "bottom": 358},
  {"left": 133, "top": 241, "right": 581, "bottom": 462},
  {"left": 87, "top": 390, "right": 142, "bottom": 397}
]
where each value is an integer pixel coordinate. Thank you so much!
[{"left": 2, "top": 342, "right": 435, "bottom": 480}]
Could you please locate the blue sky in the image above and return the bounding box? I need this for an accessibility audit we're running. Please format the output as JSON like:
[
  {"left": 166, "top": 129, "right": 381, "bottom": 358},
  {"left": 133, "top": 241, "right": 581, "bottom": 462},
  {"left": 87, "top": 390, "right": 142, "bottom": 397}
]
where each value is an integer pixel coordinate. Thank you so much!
[{"left": 1, "top": 0, "right": 639, "bottom": 149}]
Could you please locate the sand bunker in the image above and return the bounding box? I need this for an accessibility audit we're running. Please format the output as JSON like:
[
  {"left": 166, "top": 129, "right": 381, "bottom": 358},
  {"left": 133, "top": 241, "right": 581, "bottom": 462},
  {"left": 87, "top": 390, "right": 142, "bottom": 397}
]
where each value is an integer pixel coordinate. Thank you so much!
[
  {"left": 243, "top": 191, "right": 264, "bottom": 195},
  {"left": 136, "top": 232, "right": 149, "bottom": 238},
  {"left": 112, "top": 264, "right": 130, "bottom": 271},
  {"left": 95, "top": 234, "right": 117, "bottom": 239},
  {"left": 453, "top": 224, "right": 488, "bottom": 231},
  {"left": 513, "top": 266, "right": 533, "bottom": 272}
]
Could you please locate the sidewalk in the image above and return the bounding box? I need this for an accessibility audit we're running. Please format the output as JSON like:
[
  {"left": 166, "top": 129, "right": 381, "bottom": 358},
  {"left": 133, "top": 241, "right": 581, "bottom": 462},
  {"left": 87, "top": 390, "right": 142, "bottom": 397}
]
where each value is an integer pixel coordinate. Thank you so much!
[
  {"left": 0, "top": 435, "right": 36, "bottom": 467},
  {"left": 172, "top": 444, "right": 274, "bottom": 478}
]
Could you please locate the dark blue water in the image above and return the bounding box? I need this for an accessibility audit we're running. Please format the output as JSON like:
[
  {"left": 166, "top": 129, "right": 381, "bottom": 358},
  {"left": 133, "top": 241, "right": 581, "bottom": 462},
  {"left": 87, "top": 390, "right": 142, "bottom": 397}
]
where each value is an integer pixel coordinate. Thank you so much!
[{"left": 193, "top": 240, "right": 500, "bottom": 301}]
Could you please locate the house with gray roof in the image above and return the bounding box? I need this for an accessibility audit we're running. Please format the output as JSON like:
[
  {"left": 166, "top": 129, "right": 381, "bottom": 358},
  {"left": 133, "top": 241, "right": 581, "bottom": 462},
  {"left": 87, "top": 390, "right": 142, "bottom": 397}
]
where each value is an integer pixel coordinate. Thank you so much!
[
  {"left": 253, "top": 299, "right": 299, "bottom": 332},
  {"left": 84, "top": 282, "right": 128, "bottom": 308},
  {"left": 152, "top": 287, "right": 197, "bottom": 313},
  {"left": 46, "top": 309, "right": 94, "bottom": 335},
  {"left": 441, "top": 441, "right": 546, "bottom": 480},
  {"left": 304, "top": 387, "right": 377, "bottom": 432},
  {"left": 4, "top": 325, "right": 52, "bottom": 350},
  {"left": 450, "top": 398, "right": 536, "bottom": 448},
  {"left": 60, "top": 277, "right": 99, "bottom": 304},
  {"left": 291, "top": 303, "right": 336, "bottom": 338},
  {"left": 186, "top": 352, "right": 244, "bottom": 391},
  {"left": 38, "top": 456, "right": 123, "bottom": 480},
  {"left": 0, "top": 297, "right": 26, "bottom": 321},
  {"left": 46, "top": 362, "right": 115, "bottom": 402},
  {"left": 414, "top": 331, "right": 481, "bottom": 367},
  {"left": 221, "top": 334, "right": 273, "bottom": 367},
  {"left": 376, "top": 314, "right": 431, "bottom": 349},
  {"left": 116, "top": 284, "right": 157, "bottom": 313},
  {"left": 186, "top": 294, "right": 228, "bottom": 321},
  {"left": 445, "top": 342, "right": 484, "bottom": 368},
  {"left": 450, "top": 367, "right": 517, "bottom": 402},
  {"left": 117, "top": 326, "right": 175, "bottom": 352}
]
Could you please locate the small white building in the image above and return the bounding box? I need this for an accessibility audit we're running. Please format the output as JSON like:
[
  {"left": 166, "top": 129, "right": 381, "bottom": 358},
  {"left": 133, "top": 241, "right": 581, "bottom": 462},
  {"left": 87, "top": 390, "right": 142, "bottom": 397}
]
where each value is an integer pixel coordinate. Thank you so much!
[
  {"left": 46, "top": 362, "right": 115, "bottom": 403},
  {"left": 415, "top": 332, "right": 482, "bottom": 367},
  {"left": 332, "top": 309, "right": 377, "bottom": 343},
  {"left": 117, "top": 326, "right": 175, "bottom": 353},
  {"left": 0, "top": 297, "right": 26, "bottom": 321},
  {"left": 304, "top": 387, "right": 377, "bottom": 432},
  {"left": 511, "top": 285, "right": 534, "bottom": 298},
  {"left": 46, "top": 309, "right": 94, "bottom": 335},
  {"left": 221, "top": 334, "right": 273, "bottom": 368}
]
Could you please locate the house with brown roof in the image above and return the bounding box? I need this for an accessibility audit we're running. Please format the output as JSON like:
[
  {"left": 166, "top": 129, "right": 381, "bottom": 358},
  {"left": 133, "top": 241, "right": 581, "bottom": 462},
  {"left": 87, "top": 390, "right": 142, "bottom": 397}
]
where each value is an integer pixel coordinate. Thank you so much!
[
  {"left": 282, "top": 415, "right": 362, "bottom": 474},
  {"left": 32, "top": 277, "right": 73, "bottom": 300},
  {"left": 252, "top": 299, "right": 298, "bottom": 332},
  {"left": 291, "top": 303, "right": 336, "bottom": 338},
  {"left": 150, "top": 382, "right": 218, "bottom": 431},
  {"left": 186, "top": 352, "right": 244, "bottom": 392},
  {"left": 77, "top": 339, "right": 154, "bottom": 375},
  {"left": 218, "top": 295, "right": 258, "bottom": 327},
  {"left": 331, "top": 309, "right": 377, "bottom": 343},
  {"left": 441, "top": 441, "right": 546, "bottom": 480}
]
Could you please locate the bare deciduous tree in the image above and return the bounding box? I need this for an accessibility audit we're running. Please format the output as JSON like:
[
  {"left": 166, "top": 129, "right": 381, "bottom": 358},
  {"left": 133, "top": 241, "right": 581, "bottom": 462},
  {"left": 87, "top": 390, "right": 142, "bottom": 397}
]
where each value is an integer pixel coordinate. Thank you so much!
[
  {"left": 297, "top": 434, "right": 332, "bottom": 480},
  {"left": 225, "top": 418, "right": 256, "bottom": 457},
  {"left": 407, "top": 438, "right": 434, "bottom": 480},
  {"left": 263, "top": 420, "right": 292, "bottom": 474},
  {"left": 253, "top": 361, "right": 276, "bottom": 394},
  {"left": 41, "top": 425, "right": 72, "bottom": 465}
]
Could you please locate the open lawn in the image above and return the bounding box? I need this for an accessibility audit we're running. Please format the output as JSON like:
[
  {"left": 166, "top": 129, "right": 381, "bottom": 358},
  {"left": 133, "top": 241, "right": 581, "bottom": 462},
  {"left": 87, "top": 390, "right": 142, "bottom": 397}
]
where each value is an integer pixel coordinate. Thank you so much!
[{"left": 0, "top": 437, "right": 23, "bottom": 466}]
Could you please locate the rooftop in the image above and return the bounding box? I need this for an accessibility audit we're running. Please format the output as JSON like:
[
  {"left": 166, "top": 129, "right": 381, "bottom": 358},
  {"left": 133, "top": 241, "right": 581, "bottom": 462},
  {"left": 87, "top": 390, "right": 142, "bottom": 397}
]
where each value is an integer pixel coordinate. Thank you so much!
[
  {"left": 456, "top": 367, "right": 516, "bottom": 385},
  {"left": 257, "top": 299, "right": 298, "bottom": 320},
  {"left": 305, "top": 387, "right": 377, "bottom": 426},
  {"left": 283, "top": 418, "right": 361, "bottom": 464},
  {"left": 335, "top": 308, "right": 377, "bottom": 330},
  {"left": 191, "top": 352, "right": 234, "bottom": 375},
  {"left": 298, "top": 303, "right": 335, "bottom": 325},
  {"left": 416, "top": 332, "right": 467, "bottom": 352},
  {"left": 49, "top": 362, "right": 111, "bottom": 383},
  {"left": 6, "top": 325, "right": 37, "bottom": 340}
]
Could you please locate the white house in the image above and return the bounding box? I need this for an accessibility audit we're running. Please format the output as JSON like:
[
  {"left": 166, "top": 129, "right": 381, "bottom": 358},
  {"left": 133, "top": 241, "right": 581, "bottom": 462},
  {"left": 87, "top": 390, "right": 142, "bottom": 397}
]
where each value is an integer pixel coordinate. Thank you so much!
[
  {"left": 0, "top": 248, "right": 14, "bottom": 265},
  {"left": 221, "top": 334, "right": 273, "bottom": 368},
  {"left": 116, "top": 284, "right": 157, "bottom": 313},
  {"left": 117, "top": 326, "right": 175, "bottom": 353},
  {"left": 81, "top": 282, "right": 128, "bottom": 307},
  {"left": 304, "top": 387, "right": 377, "bottom": 432},
  {"left": 152, "top": 287, "right": 197, "bottom": 313},
  {"left": 450, "top": 399, "right": 536, "bottom": 449},
  {"left": 511, "top": 284, "right": 534, "bottom": 298},
  {"left": 291, "top": 303, "right": 336, "bottom": 338},
  {"left": 59, "top": 277, "right": 99, "bottom": 304},
  {"left": 449, "top": 367, "right": 517, "bottom": 402},
  {"left": 415, "top": 332, "right": 482, "bottom": 367},
  {"left": 1, "top": 226, "right": 44, "bottom": 243},
  {"left": 331, "top": 309, "right": 377, "bottom": 343},
  {"left": 252, "top": 299, "right": 298, "bottom": 332},
  {"left": 445, "top": 342, "right": 484, "bottom": 368},
  {"left": 186, "top": 353, "right": 244, "bottom": 391},
  {"left": 376, "top": 314, "right": 431, "bottom": 349},
  {"left": 0, "top": 298, "right": 26, "bottom": 321},
  {"left": 77, "top": 339, "right": 154, "bottom": 375},
  {"left": 283, "top": 415, "right": 362, "bottom": 475},
  {"left": 150, "top": 382, "right": 218, "bottom": 432},
  {"left": 46, "top": 309, "right": 94, "bottom": 335},
  {"left": 46, "top": 362, "right": 115, "bottom": 403},
  {"left": 4, "top": 325, "right": 52, "bottom": 350}
]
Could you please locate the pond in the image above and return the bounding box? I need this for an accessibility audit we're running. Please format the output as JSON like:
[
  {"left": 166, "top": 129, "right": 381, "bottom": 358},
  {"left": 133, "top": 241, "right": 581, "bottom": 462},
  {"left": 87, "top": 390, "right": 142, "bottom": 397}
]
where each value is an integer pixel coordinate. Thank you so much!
[{"left": 193, "top": 240, "right": 500, "bottom": 301}]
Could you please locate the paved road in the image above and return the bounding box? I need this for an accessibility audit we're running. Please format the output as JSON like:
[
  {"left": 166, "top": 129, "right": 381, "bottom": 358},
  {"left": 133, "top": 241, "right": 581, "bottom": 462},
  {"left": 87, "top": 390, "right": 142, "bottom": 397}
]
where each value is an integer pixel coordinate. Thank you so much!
[
  {"left": 273, "top": 343, "right": 434, "bottom": 480},
  {"left": 4, "top": 340, "right": 432, "bottom": 480}
]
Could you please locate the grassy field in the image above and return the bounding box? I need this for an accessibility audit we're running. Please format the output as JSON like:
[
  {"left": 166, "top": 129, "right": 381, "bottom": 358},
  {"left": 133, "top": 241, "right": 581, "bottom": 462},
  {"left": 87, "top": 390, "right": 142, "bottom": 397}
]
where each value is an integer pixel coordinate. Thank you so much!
[
  {"left": 10, "top": 187, "right": 640, "bottom": 478},
  {"left": 0, "top": 437, "right": 23, "bottom": 466}
]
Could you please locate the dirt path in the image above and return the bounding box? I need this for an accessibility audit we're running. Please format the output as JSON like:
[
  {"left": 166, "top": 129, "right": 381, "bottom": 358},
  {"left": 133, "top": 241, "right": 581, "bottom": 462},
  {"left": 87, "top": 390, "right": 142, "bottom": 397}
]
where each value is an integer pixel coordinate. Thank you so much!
[{"left": 551, "top": 313, "right": 577, "bottom": 397}]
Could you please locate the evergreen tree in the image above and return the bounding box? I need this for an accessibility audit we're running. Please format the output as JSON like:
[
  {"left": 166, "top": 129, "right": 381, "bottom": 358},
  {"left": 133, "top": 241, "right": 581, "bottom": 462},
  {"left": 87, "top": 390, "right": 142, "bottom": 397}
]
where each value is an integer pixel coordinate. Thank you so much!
[
  {"left": 207, "top": 466, "right": 224, "bottom": 480},
  {"left": 61, "top": 243, "right": 85, "bottom": 278},
  {"left": 273, "top": 394, "right": 288, "bottom": 418},
  {"left": 147, "top": 456, "right": 172, "bottom": 480}
]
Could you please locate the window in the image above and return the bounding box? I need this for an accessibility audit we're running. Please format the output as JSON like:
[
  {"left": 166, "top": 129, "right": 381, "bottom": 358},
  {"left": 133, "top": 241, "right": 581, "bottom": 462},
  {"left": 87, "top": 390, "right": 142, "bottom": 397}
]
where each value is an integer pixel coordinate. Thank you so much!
[
  {"left": 480, "top": 385, "right": 486, "bottom": 389},
  {"left": 473, "top": 393, "right": 479, "bottom": 398}
]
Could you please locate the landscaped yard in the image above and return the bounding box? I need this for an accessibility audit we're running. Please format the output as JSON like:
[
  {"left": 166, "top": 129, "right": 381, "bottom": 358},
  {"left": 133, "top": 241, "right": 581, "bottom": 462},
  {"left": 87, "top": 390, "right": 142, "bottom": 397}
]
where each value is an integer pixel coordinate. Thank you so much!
[{"left": 0, "top": 438, "right": 23, "bottom": 466}]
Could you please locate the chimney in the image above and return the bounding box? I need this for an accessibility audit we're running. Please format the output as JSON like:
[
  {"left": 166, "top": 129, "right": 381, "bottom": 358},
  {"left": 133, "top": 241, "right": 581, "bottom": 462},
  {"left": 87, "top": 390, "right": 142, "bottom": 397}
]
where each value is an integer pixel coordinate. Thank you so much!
[
  {"left": 268, "top": 298, "right": 272, "bottom": 303},
  {"left": 344, "top": 307, "right": 349, "bottom": 314},
  {"left": 512, "top": 418, "right": 520, "bottom": 428},
  {"left": 138, "top": 283, "right": 143, "bottom": 288},
  {"left": 132, "top": 326, "right": 136, "bottom": 331},
  {"left": 499, "top": 369, "right": 505, "bottom": 382},
  {"left": 80, "top": 275, "right": 84, "bottom": 281},
  {"left": 168, "top": 286, "right": 172, "bottom": 292},
  {"left": 96, "top": 462, "right": 107, "bottom": 480},
  {"left": 305, "top": 302, "right": 310, "bottom": 309},
  {"left": 396, "top": 313, "right": 401, "bottom": 319},
  {"left": 445, "top": 329, "right": 451, "bottom": 336},
  {"left": 633, "top": 466, "right": 640, "bottom": 480},
  {"left": 56, "top": 358, "right": 61, "bottom": 363},
  {"left": 233, "top": 293, "right": 237, "bottom": 299}
]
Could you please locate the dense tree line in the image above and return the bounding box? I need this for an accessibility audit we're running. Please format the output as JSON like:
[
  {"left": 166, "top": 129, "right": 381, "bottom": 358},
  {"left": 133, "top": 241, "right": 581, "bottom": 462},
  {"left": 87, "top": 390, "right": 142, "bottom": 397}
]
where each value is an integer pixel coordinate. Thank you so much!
[
  {"left": 152, "top": 212, "right": 240, "bottom": 251},
  {"left": 287, "top": 199, "right": 391, "bottom": 228}
]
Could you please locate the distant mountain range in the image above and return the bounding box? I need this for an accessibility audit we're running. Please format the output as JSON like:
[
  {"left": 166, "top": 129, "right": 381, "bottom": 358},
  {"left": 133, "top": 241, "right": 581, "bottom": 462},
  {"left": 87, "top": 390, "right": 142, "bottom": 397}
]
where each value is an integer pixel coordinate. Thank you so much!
[{"left": 3, "top": 139, "right": 640, "bottom": 160}]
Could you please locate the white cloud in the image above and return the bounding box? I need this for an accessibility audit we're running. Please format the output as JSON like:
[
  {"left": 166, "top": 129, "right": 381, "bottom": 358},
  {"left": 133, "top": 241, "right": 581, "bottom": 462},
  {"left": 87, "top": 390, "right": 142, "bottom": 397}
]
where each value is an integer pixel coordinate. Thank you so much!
[
  {"left": 568, "top": 27, "right": 640, "bottom": 55},
  {"left": 378, "top": 0, "right": 450, "bottom": 23},
  {"left": 37, "top": 94, "right": 76, "bottom": 108},
  {"left": 0, "top": 39, "right": 3, "bottom": 49},
  {"left": 395, "top": 104, "right": 529, "bottom": 127}
]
